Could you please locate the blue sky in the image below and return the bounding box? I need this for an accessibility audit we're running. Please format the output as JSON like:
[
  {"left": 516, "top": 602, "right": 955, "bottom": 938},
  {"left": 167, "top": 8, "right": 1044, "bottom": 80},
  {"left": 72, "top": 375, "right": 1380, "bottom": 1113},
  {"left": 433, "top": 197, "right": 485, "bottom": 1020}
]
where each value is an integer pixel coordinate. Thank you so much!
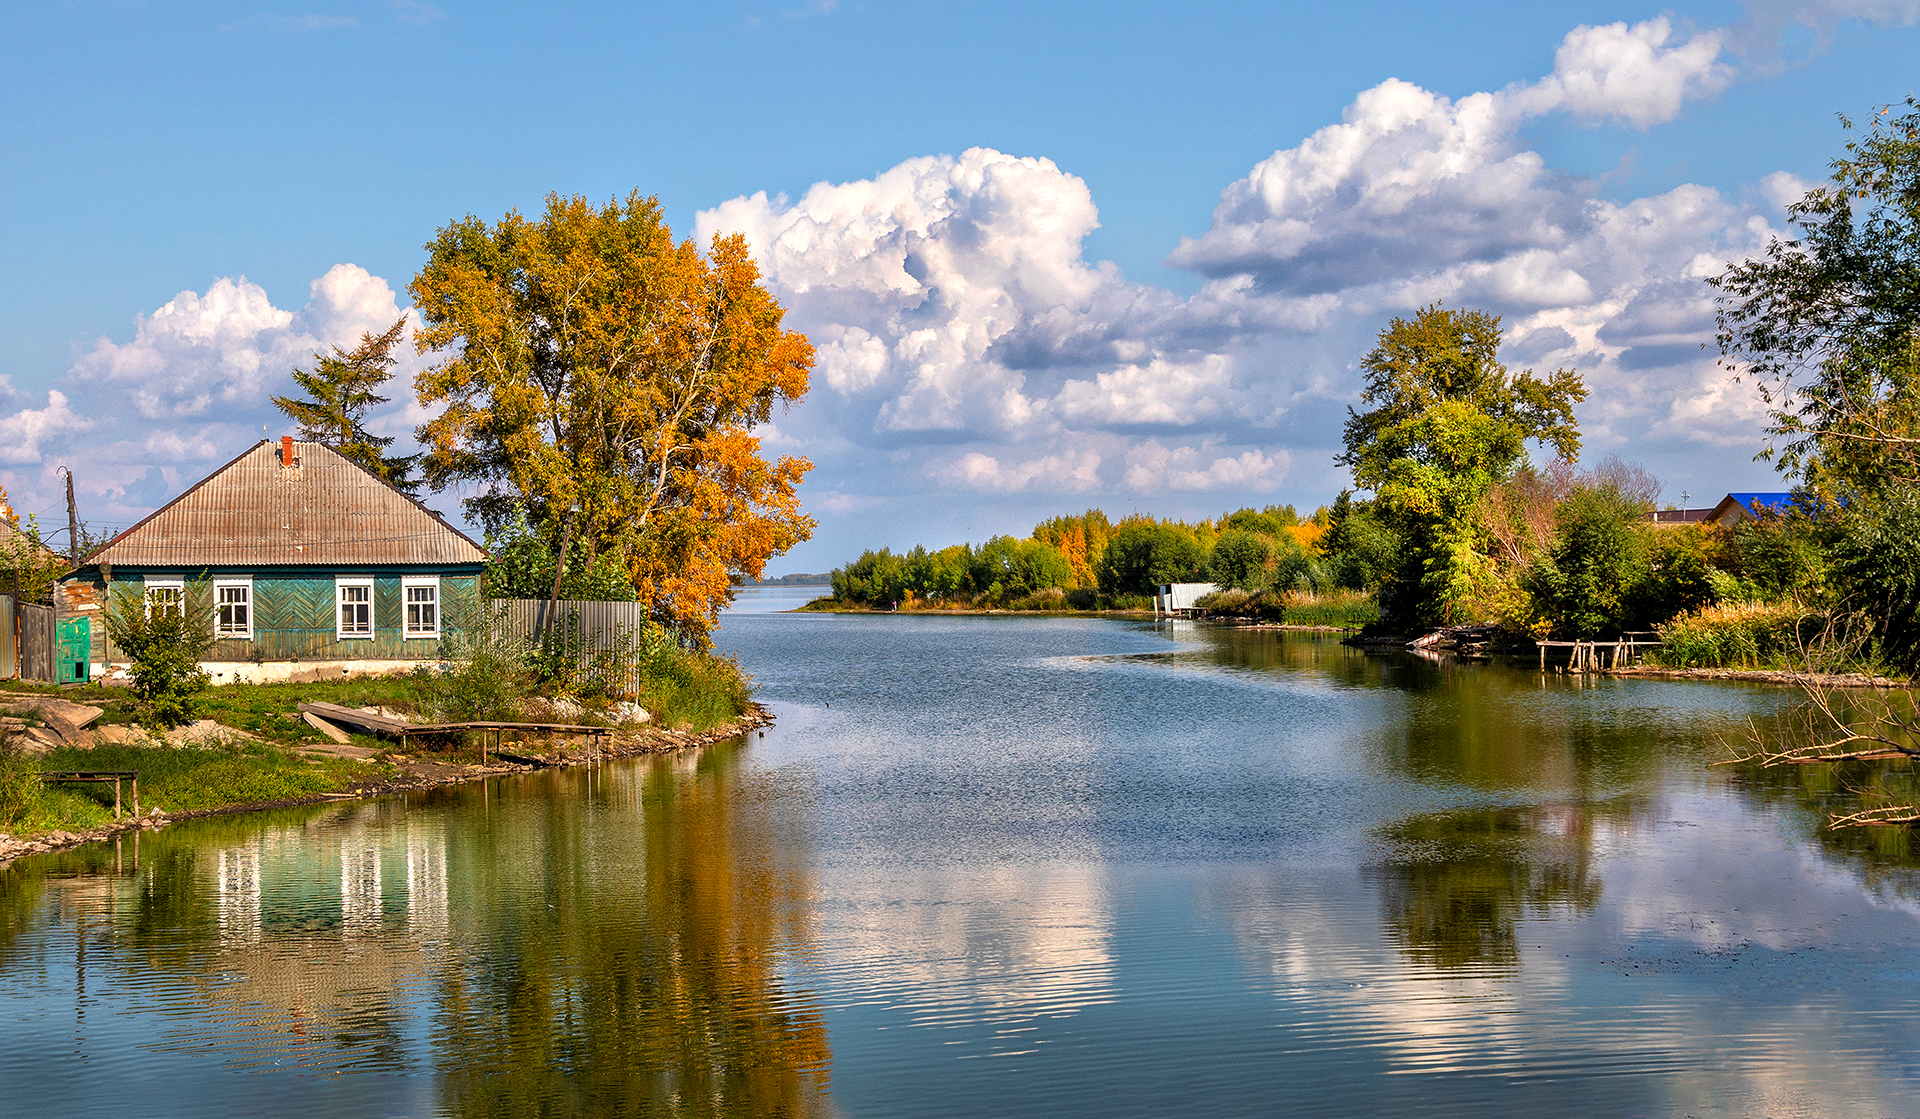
[{"left": 3, "top": 0, "right": 1916, "bottom": 573}]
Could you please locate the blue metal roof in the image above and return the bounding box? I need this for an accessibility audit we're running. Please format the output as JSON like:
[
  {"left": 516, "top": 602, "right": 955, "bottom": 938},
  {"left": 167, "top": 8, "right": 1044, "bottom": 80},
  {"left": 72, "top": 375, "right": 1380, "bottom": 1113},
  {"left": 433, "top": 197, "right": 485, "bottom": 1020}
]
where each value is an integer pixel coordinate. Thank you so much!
[{"left": 1725, "top": 492, "right": 1795, "bottom": 512}]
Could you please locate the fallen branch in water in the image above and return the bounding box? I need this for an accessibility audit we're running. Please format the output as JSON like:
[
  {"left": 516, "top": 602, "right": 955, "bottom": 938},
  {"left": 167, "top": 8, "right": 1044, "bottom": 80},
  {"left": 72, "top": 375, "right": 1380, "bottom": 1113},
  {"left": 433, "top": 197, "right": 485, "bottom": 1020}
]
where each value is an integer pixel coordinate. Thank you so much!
[{"left": 1829, "top": 804, "right": 1920, "bottom": 828}]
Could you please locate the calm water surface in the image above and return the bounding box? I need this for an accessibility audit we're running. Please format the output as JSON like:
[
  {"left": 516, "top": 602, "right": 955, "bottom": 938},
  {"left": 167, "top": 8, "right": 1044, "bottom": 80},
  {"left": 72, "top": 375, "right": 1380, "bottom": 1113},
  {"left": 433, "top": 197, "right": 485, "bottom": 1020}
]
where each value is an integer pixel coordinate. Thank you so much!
[{"left": 5, "top": 591, "right": 1920, "bottom": 1117}]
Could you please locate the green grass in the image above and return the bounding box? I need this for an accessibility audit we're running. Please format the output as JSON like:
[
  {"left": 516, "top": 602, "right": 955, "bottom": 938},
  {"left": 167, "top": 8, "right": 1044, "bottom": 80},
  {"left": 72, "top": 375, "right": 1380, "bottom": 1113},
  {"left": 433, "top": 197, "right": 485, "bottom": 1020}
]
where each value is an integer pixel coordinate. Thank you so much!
[
  {"left": 0, "top": 736, "right": 387, "bottom": 838},
  {"left": 633, "top": 645, "right": 753, "bottom": 732},
  {"left": 0, "top": 676, "right": 429, "bottom": 749}
]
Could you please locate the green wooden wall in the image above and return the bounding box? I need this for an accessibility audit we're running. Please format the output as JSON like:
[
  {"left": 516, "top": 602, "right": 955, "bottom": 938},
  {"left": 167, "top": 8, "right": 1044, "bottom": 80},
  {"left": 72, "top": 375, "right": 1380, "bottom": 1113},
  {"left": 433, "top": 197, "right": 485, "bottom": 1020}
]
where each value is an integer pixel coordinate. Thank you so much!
[{"left": 102, "top": 573, "right": 479, "bottom": 662}]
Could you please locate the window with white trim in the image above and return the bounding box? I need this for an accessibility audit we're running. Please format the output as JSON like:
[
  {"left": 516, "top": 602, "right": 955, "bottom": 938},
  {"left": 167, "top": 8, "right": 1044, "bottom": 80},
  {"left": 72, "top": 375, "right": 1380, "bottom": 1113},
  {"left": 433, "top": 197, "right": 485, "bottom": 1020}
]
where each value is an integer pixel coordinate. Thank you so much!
[
  {"left": 144, "top": 577, "right": 184, "bottom": 619},
  {"left": 336, "top": 577, "right": 373, "bottom": 639},
  {"left": 403, "top": 575, "right": 440, "bottom": 639},
  {"left": 215, "top": 578, "right": 253, "bottom": 640}
]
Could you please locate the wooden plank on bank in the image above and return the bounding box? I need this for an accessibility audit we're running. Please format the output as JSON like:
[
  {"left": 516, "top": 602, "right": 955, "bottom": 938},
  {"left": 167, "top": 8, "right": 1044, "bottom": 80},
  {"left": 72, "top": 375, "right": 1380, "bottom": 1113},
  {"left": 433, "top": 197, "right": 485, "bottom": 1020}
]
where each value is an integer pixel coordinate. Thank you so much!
[
  {"left": 297, "top": 702, "right": 611, "bottom": 742},
  {"left": 297, "top": 701, "right": 409, "bottom": 737}
]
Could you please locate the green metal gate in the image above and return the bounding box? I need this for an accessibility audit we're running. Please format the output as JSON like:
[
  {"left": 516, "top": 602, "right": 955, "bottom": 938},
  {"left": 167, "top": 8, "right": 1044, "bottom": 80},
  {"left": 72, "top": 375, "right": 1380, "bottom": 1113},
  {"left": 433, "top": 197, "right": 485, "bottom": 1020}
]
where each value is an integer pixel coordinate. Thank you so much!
[{"left": 55, "top": 615, "right": 90, "bottom": 684}]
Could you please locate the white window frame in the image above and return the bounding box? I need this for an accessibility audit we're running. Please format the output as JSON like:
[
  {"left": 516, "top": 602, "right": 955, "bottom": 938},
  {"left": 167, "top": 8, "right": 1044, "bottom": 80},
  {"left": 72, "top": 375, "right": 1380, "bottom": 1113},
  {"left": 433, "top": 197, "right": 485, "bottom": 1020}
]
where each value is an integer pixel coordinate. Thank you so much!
[
  {"left": 214, "top": 577, "right": 254, "bottom": 641},
  {"left": 143, "top": 577, "right": 184, "bottom": 619},
  {"left": 336, "top": 577, "right": 374, "bottom": 640},
  {"left": 402, "top": 575, "right": 441, "bottom": 639}
]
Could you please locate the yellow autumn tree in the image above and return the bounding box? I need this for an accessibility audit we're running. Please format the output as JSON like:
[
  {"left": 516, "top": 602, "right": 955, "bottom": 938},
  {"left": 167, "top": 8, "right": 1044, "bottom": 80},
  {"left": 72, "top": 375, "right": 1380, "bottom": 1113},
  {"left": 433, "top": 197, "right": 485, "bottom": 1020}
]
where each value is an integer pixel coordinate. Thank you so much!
[{"left": 410, "top": 191, "right": 815, "bottom": 646}]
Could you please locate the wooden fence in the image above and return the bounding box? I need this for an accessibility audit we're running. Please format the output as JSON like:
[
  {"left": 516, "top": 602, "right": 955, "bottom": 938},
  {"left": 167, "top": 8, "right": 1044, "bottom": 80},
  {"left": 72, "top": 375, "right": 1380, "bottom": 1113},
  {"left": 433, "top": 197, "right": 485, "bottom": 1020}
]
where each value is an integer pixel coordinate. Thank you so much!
[
  {"left": 18, "top": 602, "right": 54, "bottom": 683},
  {"left": 493, "top": 599, "right": 649, "bottom": 696}
]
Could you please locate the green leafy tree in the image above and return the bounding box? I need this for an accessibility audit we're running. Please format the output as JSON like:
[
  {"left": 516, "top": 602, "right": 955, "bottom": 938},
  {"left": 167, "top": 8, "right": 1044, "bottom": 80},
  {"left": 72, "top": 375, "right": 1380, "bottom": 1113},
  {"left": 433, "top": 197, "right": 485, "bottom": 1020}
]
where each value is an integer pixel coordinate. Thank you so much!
[
  {"left": 1521, "top": 484, "right": 1653, "bottom": 638},
  {"left": 1826, "top": 488, "right": 1920, "bottom": 674},
  {"left": 1725, "top": 511, "right": 1827, "bottom": 602},
  {"left": 102, "top": 580, "right": 217, "bottom": 730},
  {"left": 273, "top": 316, "right": 421, "bottom": 492},
  {"left": 1714, "top": 97, "right": 1920, "bottom": 497},
  {"left": 1339, "top": 306, "right": 1586, "bottom": 625},
  {"left": 1097, "top": 521, "right": 1204, "bottom": 597},
  {"left": 970, "top": 536, "right": 1072, "bottom": 600},
  {"left": 1207, "top": 528, "right": 1277, "bottom": 589},
  {"left": 1319, "top": 491, "right": 1403, "bottom": 591},
  {"left": 482, "top": 513, "right": 637, "bottom": 602}
]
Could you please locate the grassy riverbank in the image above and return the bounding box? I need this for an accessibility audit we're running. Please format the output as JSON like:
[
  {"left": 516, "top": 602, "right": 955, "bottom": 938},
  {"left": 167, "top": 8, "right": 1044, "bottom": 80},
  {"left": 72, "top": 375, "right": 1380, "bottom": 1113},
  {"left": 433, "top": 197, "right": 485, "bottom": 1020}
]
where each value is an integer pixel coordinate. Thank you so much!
[{"left": 0, "top": 644, "right": 756, "bottom": 845}]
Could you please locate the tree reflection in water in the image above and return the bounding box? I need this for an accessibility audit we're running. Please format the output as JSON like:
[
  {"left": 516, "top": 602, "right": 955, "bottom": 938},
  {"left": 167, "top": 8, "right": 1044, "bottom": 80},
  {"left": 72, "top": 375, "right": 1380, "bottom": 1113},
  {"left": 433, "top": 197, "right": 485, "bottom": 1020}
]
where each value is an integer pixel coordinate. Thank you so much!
[
  {"left": 0, "top": 739, "right": 830, "bottom": 1117},
  {"left": 429, "top": 743, "right": 832, "bottom": 1118},
  {"left": 1369, "top": 805, "right": 1608, "bottom": 974}
]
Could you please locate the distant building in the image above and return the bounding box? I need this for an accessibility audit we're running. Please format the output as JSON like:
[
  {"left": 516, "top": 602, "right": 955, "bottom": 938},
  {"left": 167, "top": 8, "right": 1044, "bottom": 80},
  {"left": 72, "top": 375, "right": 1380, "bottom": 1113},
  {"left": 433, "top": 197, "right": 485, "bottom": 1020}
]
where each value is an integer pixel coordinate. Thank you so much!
[
  {"left": 1154, "top": 582, "right": 1220, "bottom": 616},
  {"left": 1648, "top": 493, "right": 1796, "bottom": 528},
  {"left": 66, "top": 437, "right": 486, "bottom": 683}
]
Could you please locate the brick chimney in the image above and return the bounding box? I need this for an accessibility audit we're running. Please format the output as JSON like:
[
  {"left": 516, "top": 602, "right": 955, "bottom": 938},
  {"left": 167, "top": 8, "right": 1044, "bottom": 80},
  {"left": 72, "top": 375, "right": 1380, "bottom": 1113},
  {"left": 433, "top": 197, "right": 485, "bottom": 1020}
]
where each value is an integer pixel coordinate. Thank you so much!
[{"left": 281, "top": 435, "right": 295, "bottom": 467}]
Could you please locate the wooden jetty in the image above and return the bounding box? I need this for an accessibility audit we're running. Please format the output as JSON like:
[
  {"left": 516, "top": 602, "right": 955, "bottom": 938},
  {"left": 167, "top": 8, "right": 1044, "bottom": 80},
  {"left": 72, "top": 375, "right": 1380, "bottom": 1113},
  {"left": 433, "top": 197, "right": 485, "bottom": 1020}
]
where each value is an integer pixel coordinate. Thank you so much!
[
  {"left": 1536, "top": 632, "right": 1662, "bottom": 673},
  {"left": 297, "top": 702, "right": 612, "bottom": 764}
]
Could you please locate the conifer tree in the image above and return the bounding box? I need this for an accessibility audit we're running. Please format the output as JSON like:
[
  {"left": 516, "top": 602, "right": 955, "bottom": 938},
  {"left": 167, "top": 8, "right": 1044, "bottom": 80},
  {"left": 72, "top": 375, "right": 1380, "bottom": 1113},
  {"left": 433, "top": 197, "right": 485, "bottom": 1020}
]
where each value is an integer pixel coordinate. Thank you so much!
[{"left": 273, "top": 316, "right": 421, "bottom": 491}]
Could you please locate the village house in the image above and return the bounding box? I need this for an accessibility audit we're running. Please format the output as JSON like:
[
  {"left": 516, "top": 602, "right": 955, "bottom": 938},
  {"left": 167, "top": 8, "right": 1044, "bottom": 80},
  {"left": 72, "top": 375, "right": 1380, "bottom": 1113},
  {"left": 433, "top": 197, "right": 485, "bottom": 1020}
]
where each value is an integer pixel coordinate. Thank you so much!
[
  {"left": 64, "top": 437, "right": 486, "bottom": 684},
  {"left": 1647, "top": 492, "right": 1795, "bottom": 527}
]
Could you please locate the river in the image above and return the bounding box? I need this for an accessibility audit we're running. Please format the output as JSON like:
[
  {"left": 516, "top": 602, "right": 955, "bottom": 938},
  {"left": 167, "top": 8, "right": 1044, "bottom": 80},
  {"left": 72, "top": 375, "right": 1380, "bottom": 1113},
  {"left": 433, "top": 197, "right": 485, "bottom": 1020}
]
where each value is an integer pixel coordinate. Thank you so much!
[{"left": 3, "top": 590, "right": 1919, "bottom": 1116}]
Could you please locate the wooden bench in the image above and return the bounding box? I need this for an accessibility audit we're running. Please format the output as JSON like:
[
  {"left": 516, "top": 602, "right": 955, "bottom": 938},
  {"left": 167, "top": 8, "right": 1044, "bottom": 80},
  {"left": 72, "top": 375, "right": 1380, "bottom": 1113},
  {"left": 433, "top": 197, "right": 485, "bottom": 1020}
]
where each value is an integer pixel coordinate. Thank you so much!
[{"left": 42, "top": 770, "right": 138, "bottom": 818}]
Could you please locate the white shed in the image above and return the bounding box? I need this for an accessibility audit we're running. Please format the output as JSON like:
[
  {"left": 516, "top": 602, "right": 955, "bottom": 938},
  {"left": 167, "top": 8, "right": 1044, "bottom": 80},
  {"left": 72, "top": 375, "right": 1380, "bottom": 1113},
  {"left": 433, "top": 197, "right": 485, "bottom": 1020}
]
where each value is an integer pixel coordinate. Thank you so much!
[{"left": 1154, "top": 582, "right": 1220, "bottom": 616}]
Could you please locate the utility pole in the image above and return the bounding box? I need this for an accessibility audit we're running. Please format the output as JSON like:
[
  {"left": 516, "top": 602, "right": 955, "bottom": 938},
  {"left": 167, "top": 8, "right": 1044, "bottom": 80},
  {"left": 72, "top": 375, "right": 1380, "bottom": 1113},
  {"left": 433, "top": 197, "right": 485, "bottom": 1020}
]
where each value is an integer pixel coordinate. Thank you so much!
[{"left": 62, "top": 467, "right": 79, "bottom": 568}]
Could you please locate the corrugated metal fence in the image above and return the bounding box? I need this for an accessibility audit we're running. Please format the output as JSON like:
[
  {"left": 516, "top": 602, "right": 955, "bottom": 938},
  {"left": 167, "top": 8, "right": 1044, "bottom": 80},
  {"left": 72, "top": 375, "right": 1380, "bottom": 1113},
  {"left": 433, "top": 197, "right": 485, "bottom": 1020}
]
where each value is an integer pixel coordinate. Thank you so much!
[{"left": 494, "top": 599, "right": 648, "bottom": 696}]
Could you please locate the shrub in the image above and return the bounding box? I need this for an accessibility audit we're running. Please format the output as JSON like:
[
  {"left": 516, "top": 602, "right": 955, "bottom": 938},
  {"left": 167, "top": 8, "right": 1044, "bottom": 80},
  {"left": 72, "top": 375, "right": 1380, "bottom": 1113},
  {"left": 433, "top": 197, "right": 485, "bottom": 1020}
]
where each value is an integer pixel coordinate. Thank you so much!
[
  {"left": 102, "top": 579, "right": 217, "bottom": 730},
  {"left": 1194, "top": 587, "right": 1378, "bottom": 626},
  {"left": 1827, "top": 486, "right": 1920, "bottom": 676},
  {"left": 1521, "top": 483, "right": 1652, "bottom": 638},
  {"left": 1008, "top": 587, "right": 1072, "bottom": 611},
  {"left": 633, "top": 642, "right": 752, "bottom": 731},
  {"left": 1652, "top": 602, "right": 1813, "bottom": 668},
  {"left": 414, "top": 600, "right": 535, "bottom": 722}
]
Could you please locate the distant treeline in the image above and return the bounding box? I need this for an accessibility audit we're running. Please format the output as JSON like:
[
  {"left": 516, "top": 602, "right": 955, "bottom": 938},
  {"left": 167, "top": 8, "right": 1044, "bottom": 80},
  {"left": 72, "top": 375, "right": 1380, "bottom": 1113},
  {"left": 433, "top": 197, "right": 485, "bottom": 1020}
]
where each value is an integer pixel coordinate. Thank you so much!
[
  {"left": 825, "top": 504, "right": 1373, "bottom": 614},
  {"left": 743, "top": 573, "right": 833, "bottom": 586}
]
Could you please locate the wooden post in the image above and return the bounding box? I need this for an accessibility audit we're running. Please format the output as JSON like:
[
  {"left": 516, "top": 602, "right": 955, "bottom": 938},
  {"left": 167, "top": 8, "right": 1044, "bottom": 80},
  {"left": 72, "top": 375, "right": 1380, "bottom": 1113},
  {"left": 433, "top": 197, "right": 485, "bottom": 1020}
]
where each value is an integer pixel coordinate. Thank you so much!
[
  {"left": 113, "top": 776, "right": 120, "bottom": 820},
  {"left": 131, "top": 776, "right": 137, "bottom": 820},
  {"left": 64, "top": 468, "right": 80, "bottom": 569},
  {"left": 1539, "top": 643, "right": 1546, "bottom": 671}
]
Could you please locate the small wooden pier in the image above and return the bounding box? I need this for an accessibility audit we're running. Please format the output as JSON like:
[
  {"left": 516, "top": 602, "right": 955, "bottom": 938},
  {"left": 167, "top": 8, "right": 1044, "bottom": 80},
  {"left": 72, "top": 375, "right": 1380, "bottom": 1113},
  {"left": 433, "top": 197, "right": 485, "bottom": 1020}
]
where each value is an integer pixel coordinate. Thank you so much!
[
  {"left": 42, "top": 770, "right": 138, "bottom": 818},
  {"left": 297, "top": 702, "right": 612, "bottom": 764},
  {"left": 1537, "top": 632, "right": 1662, "bottom": 673}
]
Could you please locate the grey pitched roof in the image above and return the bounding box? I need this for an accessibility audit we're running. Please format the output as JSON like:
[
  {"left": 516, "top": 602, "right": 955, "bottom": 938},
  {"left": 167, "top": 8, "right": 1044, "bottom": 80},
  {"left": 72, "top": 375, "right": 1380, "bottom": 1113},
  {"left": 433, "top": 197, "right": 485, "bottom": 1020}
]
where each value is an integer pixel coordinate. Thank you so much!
[{"left": 88, "top": 440, "right": 486, "bottom": 568}]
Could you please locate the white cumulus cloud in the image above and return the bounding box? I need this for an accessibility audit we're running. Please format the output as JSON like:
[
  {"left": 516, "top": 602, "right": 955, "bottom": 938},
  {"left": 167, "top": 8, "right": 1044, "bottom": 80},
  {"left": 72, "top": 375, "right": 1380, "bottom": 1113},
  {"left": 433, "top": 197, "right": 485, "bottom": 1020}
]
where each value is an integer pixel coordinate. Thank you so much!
[
  {"left": 0, "top": 391, "right": 92, "bottom": 465},
  {"left": 1510, "top": 18, "right": 1733, "bottom": 129},
  {"left": 1123, "top": 441, "right": 1289, "bottom": 493},
  {"left": 2, "top": 265, "right": 422, "bottom": 531}
]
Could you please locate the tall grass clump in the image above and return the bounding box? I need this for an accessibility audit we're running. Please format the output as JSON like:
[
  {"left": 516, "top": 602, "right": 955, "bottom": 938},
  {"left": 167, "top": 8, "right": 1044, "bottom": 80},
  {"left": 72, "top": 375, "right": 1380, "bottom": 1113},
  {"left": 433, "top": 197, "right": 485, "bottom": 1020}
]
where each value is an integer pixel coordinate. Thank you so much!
[
  {"left": 1280, "top": 589, "right": 1380, "bottom": 627},
  {"left": 0, "top": 736, "right": 43, "bottom": 828},
  {"left": 1652, "top": 602, "right": 1813, "bottom": 669},
  {"left": 633, "top": 640, "right": 752, "bottom": 731},
  {"left": 1195, "top": 588, "right": 1377, "bottom": 626}
]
